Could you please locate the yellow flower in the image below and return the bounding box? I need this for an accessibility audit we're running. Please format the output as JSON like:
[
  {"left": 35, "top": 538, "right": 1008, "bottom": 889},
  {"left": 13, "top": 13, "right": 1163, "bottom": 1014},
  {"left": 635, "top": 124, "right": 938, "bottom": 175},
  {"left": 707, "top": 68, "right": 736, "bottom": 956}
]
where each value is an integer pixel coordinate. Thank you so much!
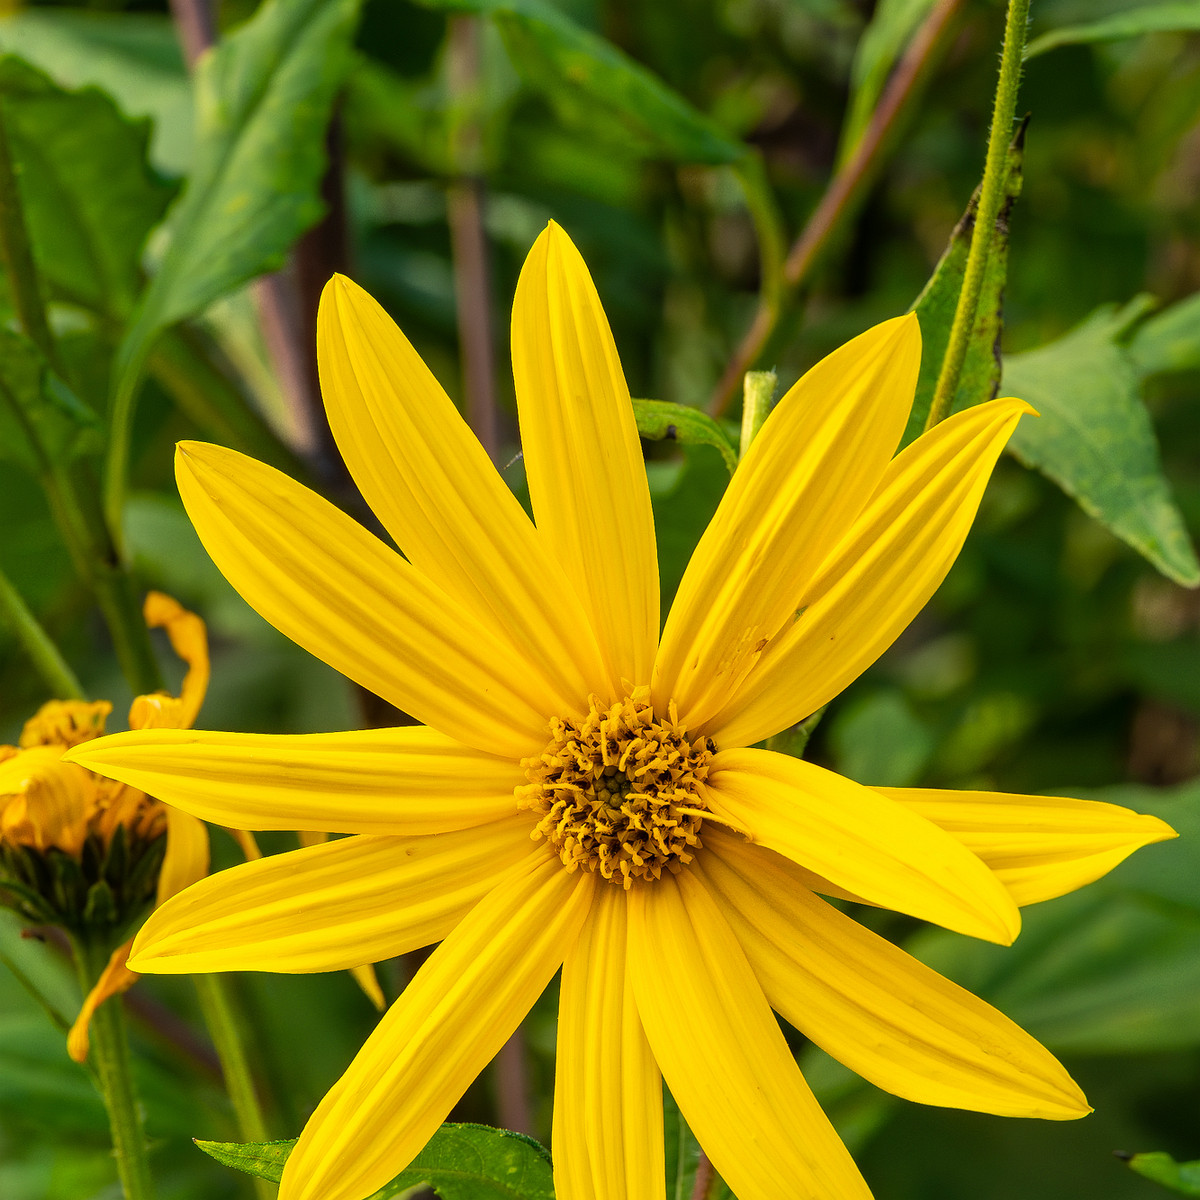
[
  {"left": 0, "top": 594, "right": 212, "bottom": 1061},
  {"left": 69, "top": 224, "right": 1174, "bottom": 1200}
]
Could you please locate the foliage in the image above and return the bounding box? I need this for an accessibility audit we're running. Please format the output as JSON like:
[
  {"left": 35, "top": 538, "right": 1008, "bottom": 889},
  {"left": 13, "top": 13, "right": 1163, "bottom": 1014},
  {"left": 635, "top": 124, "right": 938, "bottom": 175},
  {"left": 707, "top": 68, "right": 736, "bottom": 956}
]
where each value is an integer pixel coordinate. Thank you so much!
[{"left": 0, "top": 0, "right": 1199, "bottom": 1197}]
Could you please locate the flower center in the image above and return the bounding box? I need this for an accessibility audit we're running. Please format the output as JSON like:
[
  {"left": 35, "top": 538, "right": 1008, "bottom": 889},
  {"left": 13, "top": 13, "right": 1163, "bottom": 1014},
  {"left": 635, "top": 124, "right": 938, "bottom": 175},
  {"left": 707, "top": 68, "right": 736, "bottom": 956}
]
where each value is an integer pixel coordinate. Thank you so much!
[{"left": 517, "top": 687, "right": 714, "bottom": 888}]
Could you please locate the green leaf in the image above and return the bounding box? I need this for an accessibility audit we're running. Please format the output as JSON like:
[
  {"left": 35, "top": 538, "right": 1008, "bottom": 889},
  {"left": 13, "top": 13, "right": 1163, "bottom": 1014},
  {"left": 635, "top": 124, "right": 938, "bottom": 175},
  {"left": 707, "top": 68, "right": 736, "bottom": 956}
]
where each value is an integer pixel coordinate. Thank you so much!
[
  {"left": 1122, "top": 1151, "right": 1200, "bottom": 1195},
  {"left": 1026, "top": 4, "right": 1200, "bottom": 59},
  {"left": 194, "top": 1138, "right": 295, "bottom": 1183},
  {"left": 829, "top": 690, "right": 934, "bottom": 786},
  {"left": 0, "top": 55, "right": 174, "bottom": 321},
  {"left": 663, "top": 1090, "right": 732, "bottom": 1200},
  {"left": 1003, "top": 299, "right": 1200, "bottom": 587},
  {"left": 197, "top": 1123, "right": 556, "bottom": 1199},
  {"left": 116, "top": 0, "right": 362, "bottom": 382},
  {"left": 633, "top": 399, "right": 739, "bottom": 474},
  {"left": 839, "top": 0, "right": 937, "bottom": 162},
  {"left": 0, "top": 11, "right": 191, "bottom": 174},
  {"left": 414, "top": 0, "right": 744, "bottom": 165},
  {"left": 903, "top": 121, "right": 1026, "bottom": 445},
  {"left": 0, "top": 328, "right": 102, "bottom": 474},
  {"left": 1128, "top": 290, "right": 1200, "bottom": 377}
]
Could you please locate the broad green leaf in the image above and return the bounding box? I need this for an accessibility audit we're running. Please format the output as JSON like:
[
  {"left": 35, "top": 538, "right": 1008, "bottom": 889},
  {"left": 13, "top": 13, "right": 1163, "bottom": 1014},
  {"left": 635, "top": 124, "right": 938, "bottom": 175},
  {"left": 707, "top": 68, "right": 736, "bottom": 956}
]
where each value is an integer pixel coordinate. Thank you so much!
[
  {"left": 0, "top": 55, "right": 174, "bottom": 320},
  {"left": 829, "top": 690, "right": 934, "bottom": 786},
  {"left": 839, "top": 0, "right": 937, "bottom": 162},
  {"left": 197, "top": 1123, "right": 556, "bottom": 1199},
  {"left": 1026, "top": 4, "right": 1200, "bottom": 59},
  {"left": 116, "top": 0, "right": 362, "bottom": 384},
  {"left": 1004, "top": 299, "right": 1200, "bottom": 587},
  {"left": 0, "top": 328, "right": 102, "bottom": 474},
  {"left": 903, "top": 123, "right": 1026, "bottom": 445},
  {"left": 0, "top": 12, "right": 191, "bottom": 174},
  {"left": 633, "top": 399, "right": 739, "bottom": 474},
  {"left": 1123, "top": 1152, "right": 1200, "bottom": 1195},
  {"left": 907, "top": 778, "right": 1200, "bottom": 1056},
  {"left": 1128, "top": 290, "right": 1200, "bottom": 377},
  {"left": 414, "top": 0, "right": 744, "bottom": 165}
]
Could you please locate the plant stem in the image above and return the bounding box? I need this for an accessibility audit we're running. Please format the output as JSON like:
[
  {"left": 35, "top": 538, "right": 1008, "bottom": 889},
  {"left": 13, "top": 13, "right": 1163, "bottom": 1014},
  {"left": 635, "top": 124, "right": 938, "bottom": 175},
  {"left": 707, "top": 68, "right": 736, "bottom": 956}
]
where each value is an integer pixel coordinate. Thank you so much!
[
  {"left": 739, "top": 370, "right": 777, "bottom": 459},
  {"left": 74, "top": 936, "right": 155, "bottom": 1200},
  {"left": 0, "top": 96, "right": 61, "bottom": 373},
  {"left": 192, "top": 974, "right": 276, "bottom": 1199},
  {"left": 0, "top": 564, "right": 85, "bottom": 699},
  {"left": 925, "top": 0, "right": 1031, "bottom": 431},
  {"left": 447, "top": 15, "right": 500, "bottom": 462},
  {"left": 709, "top": 0, "right": 965, "bottom": 416},
  {"left": 689, "top": 1151, "right": 716, "bottom": 1200}
]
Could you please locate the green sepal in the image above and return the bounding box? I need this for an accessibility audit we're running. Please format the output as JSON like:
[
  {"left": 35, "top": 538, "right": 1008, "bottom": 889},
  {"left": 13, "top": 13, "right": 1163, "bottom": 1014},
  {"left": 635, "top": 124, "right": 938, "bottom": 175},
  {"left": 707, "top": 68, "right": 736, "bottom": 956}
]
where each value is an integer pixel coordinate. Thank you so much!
[{"left": 633, "top": 399, "right": 739, "bottom": 475}]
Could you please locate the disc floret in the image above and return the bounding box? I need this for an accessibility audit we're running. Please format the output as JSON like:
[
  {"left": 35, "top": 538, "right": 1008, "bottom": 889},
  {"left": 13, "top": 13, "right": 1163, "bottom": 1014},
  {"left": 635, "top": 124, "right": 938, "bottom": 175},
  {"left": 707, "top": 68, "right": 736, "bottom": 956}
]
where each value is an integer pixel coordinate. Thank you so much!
[{"left": 518, "top": 686, "right": 715, "bottom": 887}]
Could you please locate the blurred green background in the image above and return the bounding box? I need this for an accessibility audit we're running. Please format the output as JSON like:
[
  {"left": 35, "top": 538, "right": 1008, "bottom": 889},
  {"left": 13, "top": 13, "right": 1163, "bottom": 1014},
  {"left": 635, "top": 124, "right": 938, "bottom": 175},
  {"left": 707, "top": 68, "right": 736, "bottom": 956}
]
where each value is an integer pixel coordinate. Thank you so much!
[{"left": 1, "top": 0, "right": 1200, "bottom": 1197}]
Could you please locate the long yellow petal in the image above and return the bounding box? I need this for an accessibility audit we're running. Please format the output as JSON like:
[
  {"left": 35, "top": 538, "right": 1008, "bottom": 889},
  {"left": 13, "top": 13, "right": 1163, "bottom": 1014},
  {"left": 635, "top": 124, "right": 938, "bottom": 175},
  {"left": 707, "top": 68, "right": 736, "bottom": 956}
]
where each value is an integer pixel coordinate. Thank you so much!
[
  {"left": 554, "top": 886, "right": 663, "bottom": 1200},
  {"left": 628, "top": 870, "right": 872, "bottom": 1200},
  {"left": 156, "top": 807, "right": 210, "bottom": 904},
  {"left": 128, "top": 817, "right": 535, "bottom": 975},
  {"left": 707, "top": 397, "right": 1031, "bottom": 748},
  {"left": 654, "top": 315, "right": 920, "bottom": 730},
  {"left": 880, "top": 787, "right": 1178, "bottom": 906},
  {"left": 175, "top": 441, "right": 549, "bottom": 758},
  {"left": 68, "top": 940, "right": 139, "bottom": 1064},
  {"left": 67, "top": 726, "right": 522, "bottom": 835},
  {"left": 280, "top": 849, "right": 595, "bottom": 1200},
  {"left": 318, "top": 276, "right": 608, "bottom": 707},
  {"left": 699, "top": 830, "right": 1090, "bottom": 1119},
  {"left": 705, "top": 748, "right": 1020, "bottom": 944},
  {"left": 511, "top": 223, "right": 658, "bottom": 692}
]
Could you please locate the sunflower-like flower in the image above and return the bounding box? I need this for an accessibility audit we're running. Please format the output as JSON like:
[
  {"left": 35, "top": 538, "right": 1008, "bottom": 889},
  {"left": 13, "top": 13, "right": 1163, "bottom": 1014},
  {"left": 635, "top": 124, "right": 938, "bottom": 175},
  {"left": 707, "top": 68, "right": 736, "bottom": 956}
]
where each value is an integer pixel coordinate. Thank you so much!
[
  {"left": 69, "top": 224, "right": 1174, "bottom": 1200},
  {"left": 0, "top": 593, "right": 212, "bottom": 1061}
]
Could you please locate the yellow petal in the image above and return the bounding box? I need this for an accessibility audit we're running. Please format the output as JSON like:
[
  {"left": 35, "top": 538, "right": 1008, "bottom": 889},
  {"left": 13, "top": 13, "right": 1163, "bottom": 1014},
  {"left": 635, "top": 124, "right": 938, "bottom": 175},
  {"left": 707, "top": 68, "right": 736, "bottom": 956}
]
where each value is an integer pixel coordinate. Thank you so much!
[
  {"left": 0, "top": 747, "right": 93, "bottom": 855},
  {"left": 881, "top": 787, "right": 1178, "bottom": 906},
  {"left": 705, "top": 748, "right": 1020, "bottom": 944},
  {"left": 156, "top": 807, "right": 210, "bottom": 904},
  {"left": 128, "top": 818, "right": 535, "bottom": 975},
  {"left": 67, "top": 939, "right": 139, "bottom": 1064},
  {"left": 707, "top": 397, "right": 1031, "bottom": 748},
  {"left": 554, "top": 887, "right": 663, "bottom": 1200},
  {"left": 699, "top": 830, "right": 1090, "bottom": 1119},
  {"left": 350, "top": 963, "right": 386, "bottom": 1011},
  {"left": 318, "top": 275, "right": 608, "bottom": 707},
  {"left": 627, "top": 870, "right": 872, "bottom": 1200},
  {"left": 66, "top": 725, "right": 522, "bottom": 836},
  {"left": 134, "top": 592, "right": 210, "bottom": 729},
  {"left": 175, "top": 441, "right": 550, "bottom": 758},
  {"left": 654, "top": 315, "right": 920, "bottom": 730},
  {"left": 511, "top": 223, "right": 658, "bottom": 692},
  {"left": 280, "top": 849, "right": 595, "bottom": 1200}
]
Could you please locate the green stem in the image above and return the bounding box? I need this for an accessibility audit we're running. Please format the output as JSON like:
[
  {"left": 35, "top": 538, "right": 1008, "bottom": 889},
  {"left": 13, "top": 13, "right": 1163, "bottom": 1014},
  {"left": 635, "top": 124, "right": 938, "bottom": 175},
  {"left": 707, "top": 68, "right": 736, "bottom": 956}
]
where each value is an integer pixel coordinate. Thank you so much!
[
  {"left": 709, "top": 0, "right": 965, "bottom": 417},
  {"left": 739, "top": 370, "right": 777, "bottom": 459},
  {"left": 73, "top": 937, "right": 155, "bottom": 1200},
  {"left": 0, "top": 563, "right": 85, "bottom": 699},
  {"left": 925, "top": 0, "right": 1031, "bottom": 430},
  {"left": 0, "top": 96, "right": 61, "bottom": 372},
  {"left": 193, "top": 974, "right": 276, "bottom": 1199}
]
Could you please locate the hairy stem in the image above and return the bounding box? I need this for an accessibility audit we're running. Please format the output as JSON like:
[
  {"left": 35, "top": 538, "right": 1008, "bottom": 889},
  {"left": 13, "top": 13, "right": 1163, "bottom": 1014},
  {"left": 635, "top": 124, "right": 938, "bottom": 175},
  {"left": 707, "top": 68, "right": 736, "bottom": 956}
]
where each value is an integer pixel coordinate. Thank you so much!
[
  {"left": 193, "top": 974, "right": 276, "bottom": 1199},
  {"left": 925, "top": 0, "right": 1030, "bottom": 429},
  {"left": 74, "top": 937, "right": 155, "bottom": 1200}
]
